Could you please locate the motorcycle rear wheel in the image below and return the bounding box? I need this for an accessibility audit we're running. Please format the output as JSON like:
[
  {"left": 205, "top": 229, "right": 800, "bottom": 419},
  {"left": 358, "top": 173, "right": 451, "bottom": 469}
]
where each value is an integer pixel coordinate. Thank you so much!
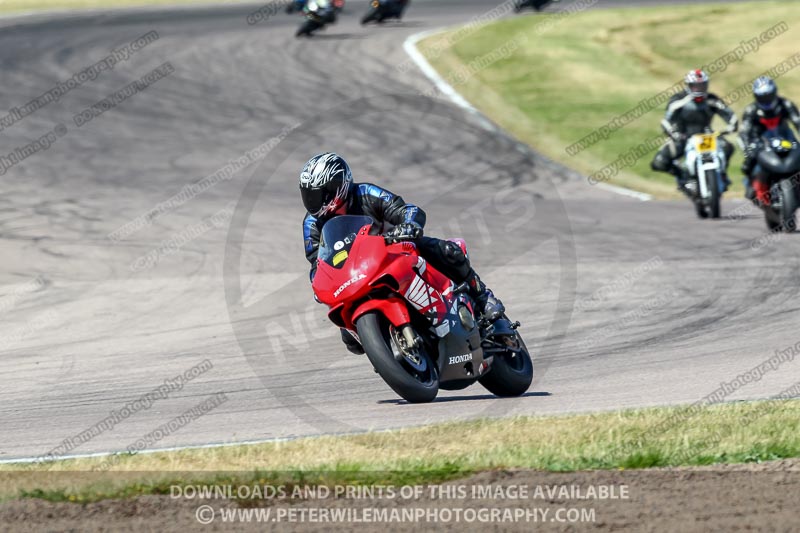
[
  {"left": 356, "top": 312, "right": 439, "bottom": 403},
  {"left": 361, "top": 7, "right": 378, "bottom": 24},
  {"left": 779, "top": 178, "right": 798, "bottom": 232},
  {"left": 296, "top": 19, "right": 321, "bottom": 36},
  {"left": 693, "top": 199, "right": 708, "bottom": 219},
  {"left": 765, "top": 212, "right": 782, "bottom": 232}
]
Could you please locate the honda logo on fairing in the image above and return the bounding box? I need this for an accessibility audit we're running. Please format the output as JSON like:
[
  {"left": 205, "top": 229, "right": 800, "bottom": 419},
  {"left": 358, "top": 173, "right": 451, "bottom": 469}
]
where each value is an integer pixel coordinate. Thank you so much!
[
  {"left": 334, "top": 273, "right": 366, "bottom": 297},
  {"left": 448, "top": 353, "right": 473, "bottom": 365}
]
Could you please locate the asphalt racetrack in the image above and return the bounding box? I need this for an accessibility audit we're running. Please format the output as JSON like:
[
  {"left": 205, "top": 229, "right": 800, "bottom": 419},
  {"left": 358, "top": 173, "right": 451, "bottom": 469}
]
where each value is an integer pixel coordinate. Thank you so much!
[{"left": 0, "top": 0, "right": 796, "bottom": 462}]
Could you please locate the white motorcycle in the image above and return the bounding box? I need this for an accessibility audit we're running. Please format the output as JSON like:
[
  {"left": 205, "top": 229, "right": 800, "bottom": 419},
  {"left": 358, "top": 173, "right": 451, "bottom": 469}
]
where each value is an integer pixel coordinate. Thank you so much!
[{"left": 682, "top": 131, "right": 728, "bottom": 219}]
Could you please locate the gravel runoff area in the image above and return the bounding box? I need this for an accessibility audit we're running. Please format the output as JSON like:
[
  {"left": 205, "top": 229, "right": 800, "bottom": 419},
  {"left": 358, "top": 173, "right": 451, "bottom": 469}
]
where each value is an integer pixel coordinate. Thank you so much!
[{"left": 1, "top": 460, "right": 798, "bottom": 531}]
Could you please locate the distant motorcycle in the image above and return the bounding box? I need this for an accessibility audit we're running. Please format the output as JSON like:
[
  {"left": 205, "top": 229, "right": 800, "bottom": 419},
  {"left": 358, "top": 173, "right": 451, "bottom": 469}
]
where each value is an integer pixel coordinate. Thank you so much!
[
  {"left": 754, "top": 127, "right": 800, "bottom": 232},
  {"left": 288, "top": 0, "right": 344, "bottom": 14},
  {"left": 296, "top": 0, "right": 337, "bottom": 37},
  {"left": 514, "top": 0, "right": 560, "bottom": 12},
  {"left": 681, "top": 131, "right": 728, "bottom": 219},
  {"left": 361, "top": 0, "right": 408, "bottom": 24},
  {"left": 286, "top": 0, "right": 305, "bottom": 14}
]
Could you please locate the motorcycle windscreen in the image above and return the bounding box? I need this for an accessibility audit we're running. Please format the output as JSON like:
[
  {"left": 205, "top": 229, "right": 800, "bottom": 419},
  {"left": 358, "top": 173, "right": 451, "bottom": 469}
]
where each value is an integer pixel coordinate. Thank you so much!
[{"left": 318, "top": 215, "right": 376, "bottom": 268}]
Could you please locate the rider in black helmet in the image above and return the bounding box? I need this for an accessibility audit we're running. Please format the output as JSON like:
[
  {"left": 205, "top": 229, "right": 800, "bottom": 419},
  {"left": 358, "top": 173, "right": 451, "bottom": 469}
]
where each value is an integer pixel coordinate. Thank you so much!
[
  {"left": 300, "top": 152, "right": 505, "bottom": 354},
  {"left": 739, "top": 76, "right": 800, "bottom": 202}
]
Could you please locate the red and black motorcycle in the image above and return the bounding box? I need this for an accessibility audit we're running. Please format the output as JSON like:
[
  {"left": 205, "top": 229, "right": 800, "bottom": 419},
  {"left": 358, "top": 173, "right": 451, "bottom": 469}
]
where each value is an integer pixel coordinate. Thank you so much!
[
  {"left": 751, "top": 120, "right": 800, "bottom": 232},
  {"left": 312, "top": 215, "right": 533, "bottom": 403}
]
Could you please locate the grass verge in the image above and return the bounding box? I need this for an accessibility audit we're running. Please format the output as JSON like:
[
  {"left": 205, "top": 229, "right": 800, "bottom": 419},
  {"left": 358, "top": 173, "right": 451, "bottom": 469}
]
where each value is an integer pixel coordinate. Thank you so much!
[
  {"left": 2, "top": 399, "right": 799, "bottom": 502},
  {"left": 418, "top": 1, "right": 800, "bottom": 198}
]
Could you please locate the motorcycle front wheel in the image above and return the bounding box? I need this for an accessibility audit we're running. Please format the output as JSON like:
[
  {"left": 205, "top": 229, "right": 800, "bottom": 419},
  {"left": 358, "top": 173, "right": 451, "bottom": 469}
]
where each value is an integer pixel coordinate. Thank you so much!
[
  {"left": 703, "top": 168, "right": 721, "bottom": 219},
  {"left": 478, "top": 328, "right": 533, "bottom": 397},
  {"left": 356, "top": 312, "right": 439, "bottom": 403}
]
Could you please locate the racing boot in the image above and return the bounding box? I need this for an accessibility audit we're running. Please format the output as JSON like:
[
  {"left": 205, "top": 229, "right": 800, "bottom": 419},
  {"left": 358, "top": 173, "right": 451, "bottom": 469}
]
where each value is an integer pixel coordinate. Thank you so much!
[
  {"left": 465, "top": 270, "right": 505, "bottom": 323},
  {"left": 671, "top": 164, "right": 690, "bottom": 194},
  {"left": 741, "top": 159, "right": 758, "bottom": 202},
  {"left": 721, "top": 171, "right": 731, "bottom": 192},
  {"left": 341, "top": 328, "right": 364, "bottom": 355},
  {"left": 744, "top": 177, "right": 756, "bottom": 203}
]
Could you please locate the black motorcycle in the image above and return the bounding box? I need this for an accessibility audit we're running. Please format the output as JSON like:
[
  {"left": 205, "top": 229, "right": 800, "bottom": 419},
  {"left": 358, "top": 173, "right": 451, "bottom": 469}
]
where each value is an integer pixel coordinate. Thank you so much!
[
  {"left": 754, "top": 126, "right": 800, "bottom": 232},
  {"left": 514, "top": 0, "right": 560, "bottom": 12},
  {"left": 361, "top": 0, "right": 408, "bottom": 24},
  {"left": 296, "top": 0, "right": 337, "bottom": 37},
  {"left": 288, "top": 0, "right": 345, "bottom": 14}
]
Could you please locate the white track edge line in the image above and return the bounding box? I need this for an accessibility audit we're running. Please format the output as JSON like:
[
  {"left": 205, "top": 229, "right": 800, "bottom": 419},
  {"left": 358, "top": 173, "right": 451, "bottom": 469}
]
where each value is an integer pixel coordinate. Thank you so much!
[
  {"left": 595, "top": 182, "right": 653, "bottom": 201},
  {"left": 0, "top": 437, "right": 296, "bottom": 465},
  {"left": 403, "top": 28, "right": 496, "bottom": 133},
  {"left": 0, "top": 430, "right": 386, "bottom": 465},
  {"left": 402, "top": 28, "right": 652, "bottom": 202}
]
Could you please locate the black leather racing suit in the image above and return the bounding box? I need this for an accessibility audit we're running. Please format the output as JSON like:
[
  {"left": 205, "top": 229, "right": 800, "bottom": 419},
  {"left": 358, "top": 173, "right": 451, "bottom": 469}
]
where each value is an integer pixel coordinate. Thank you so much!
[
  {"left": 303, "top": 183, "right": 478, "bottom": 350},
  {"left": 303, "top": 183, "right": 473, "bottom": 283},
  {"left": 739, "top": 96, "right": 800, "bottom": 176},
  {"left": 651, "top": 90, "right": 738, "bottom": 181}
]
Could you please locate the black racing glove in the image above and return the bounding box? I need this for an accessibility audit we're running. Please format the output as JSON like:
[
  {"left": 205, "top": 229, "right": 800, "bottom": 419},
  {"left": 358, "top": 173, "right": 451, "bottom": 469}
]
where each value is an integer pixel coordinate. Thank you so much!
[
  {"left": 745, "top": 141, "right": 763, "bottom": 158},
  {"left": 387, "top": 221, "right": 423, "bottom": 242}
]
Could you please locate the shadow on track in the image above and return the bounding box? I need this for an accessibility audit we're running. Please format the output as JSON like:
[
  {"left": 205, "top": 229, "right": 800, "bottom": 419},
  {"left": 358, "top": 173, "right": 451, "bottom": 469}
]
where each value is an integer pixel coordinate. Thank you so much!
[
  {"left": 377, "top": 391, "right": 552, "bottom": 405},
  {"left": 299, "top": 33, "right": 367, "bottom": 40}
]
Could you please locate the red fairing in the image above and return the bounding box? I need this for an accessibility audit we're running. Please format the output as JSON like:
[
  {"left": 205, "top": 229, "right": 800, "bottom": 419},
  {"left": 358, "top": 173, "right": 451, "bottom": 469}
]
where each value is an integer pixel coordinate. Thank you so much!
[
  {"left": 312, "top": 225, "right": 455, "bottom": 330},
  {"left": 352, "top": 297, "right": 411, "bottom": 327},
  {"left": 399, "top": 254, "right": 452, "bottom": 326},
  {"left": 753, "top": 179, "right": 771, "bottom": 205}
]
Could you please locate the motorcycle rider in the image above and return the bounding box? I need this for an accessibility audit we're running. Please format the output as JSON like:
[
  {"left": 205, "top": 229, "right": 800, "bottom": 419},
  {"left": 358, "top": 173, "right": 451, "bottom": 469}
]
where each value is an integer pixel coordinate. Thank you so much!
[
  {"left": 514, "top": 0, "right": 559, "bottom": 12},
  {"left": 300, "top": 152, "right": 505, "bottom": 354},
  {"left": 739, "top": 76, "right": 800, "bottom": 203},
  {"left": 361, "top": 0, "right": 408, "bottom": 23},
  {"left": 305, "top": 0, "right": 335, "bottom": 22},
  {"left": 285, "top": 0, "right": 305, "bottom": 14},
  {"left": 651, "top": 69, "right": 738, "bottom": 192}
]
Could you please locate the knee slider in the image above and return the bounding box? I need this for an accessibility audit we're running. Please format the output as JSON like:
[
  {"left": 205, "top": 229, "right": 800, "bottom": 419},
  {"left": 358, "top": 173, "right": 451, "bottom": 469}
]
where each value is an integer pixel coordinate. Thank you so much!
[
  {"left": 651, "top": 152, "right": 670, "bottom": 171},
  {"left": 440, "top": 240, "right": 467, "bottom": 267}
]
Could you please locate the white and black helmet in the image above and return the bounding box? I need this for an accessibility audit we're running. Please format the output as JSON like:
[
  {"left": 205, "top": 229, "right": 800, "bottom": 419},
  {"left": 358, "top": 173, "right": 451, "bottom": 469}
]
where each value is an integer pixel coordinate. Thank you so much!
[
  {"left": 685, "top": 69, "right": 709, "bottom": 100},
  {"left": 753, "top": 76, "right": 778, "bottom": 111},
  {"left": 299, "top": 152, "right": 353, "bottom": 217}
]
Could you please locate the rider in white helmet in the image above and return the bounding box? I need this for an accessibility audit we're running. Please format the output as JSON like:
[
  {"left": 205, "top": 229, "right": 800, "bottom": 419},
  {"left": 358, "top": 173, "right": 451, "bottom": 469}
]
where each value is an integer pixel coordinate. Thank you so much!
[{"left": 651, "top": 69, "right": 738, "bottom": 191}]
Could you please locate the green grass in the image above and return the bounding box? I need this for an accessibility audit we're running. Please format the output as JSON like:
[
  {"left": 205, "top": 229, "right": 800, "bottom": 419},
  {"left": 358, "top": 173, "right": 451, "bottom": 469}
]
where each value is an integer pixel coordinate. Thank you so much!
[
  {"left": 2, "top": 399, "right": 799, "bottom": 502},
  {"left": 419, "top": 1, "right": 800, "bottom": 198},
  {"left": 0, "top": 0, "right": 245, "bottom": 15}
]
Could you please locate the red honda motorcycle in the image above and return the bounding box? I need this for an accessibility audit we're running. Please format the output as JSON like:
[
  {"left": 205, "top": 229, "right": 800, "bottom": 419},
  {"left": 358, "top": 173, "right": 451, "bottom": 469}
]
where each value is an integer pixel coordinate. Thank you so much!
[{"left": 312, "top": 215, "right": 533, "bottom": 403}]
